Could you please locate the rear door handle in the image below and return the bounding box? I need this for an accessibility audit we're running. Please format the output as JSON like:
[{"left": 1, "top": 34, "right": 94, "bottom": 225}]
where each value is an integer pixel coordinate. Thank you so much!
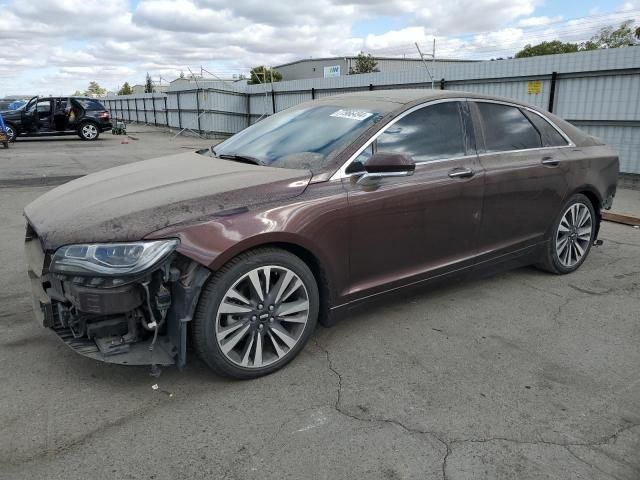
[
  {"left": 448, "top": 167, "right": 474, "bottom": 179},
  {"left": 541, "top": 156, "right": 560, "bottom": 166}
]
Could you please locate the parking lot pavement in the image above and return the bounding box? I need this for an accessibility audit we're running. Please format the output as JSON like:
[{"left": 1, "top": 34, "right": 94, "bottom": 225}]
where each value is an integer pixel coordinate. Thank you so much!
[
  {"left": 0, "top": 129, "right": 639, "bottom": 479},
  {"left": 0, "top": 125, "right": 214, "bottom": 187},
  {"left": 613, "top": 188, "right": 640, "bottom": 217}
]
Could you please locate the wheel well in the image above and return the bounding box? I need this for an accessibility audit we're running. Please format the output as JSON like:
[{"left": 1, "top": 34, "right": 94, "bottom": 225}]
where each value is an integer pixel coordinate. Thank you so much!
[
  {"left": 579, "top": 189, "right": 602, "bottom": 237},
  {"left": 579, "top": 190, "right": 601, "bottom": 211}
]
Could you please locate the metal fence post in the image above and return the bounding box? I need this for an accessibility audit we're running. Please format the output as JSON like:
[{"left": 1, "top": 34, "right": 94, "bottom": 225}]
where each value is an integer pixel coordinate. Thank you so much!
[
  {"left": 246, "top": 93, "right": 251, "bottom": 127},
  {"left": 152, "top": 96, "right": 157, "bottom": 125},
  {"left": 271, "top": 88, "right": 276, "bottom": 114},
  {"left": 548, "top": 71, "right": 558, "bottom": 113},
  {"left": 176, "top": 92, "right": 182, "bottom": 129},
  {"left": 440, "top": 78, "right": 445, "bottom": 90},
  {"left": 143, "top": 97, "right": 148, "bottom": 124},
  {"left": 164, "top": 97, "right": 167, "bottom": 127},
  {"left": 127, "top": 98, "right": 131, "bottom": 122},
  {"left": 196, "top": 88, "right": 202, "bottom": 134},
  {"left": 311, "top": 87, "right": 315, "bottom": 100}
]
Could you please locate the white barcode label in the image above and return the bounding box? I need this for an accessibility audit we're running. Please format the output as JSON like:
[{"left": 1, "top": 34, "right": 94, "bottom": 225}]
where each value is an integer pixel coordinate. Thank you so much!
[{"left": 330, "top": 109, "right": 373, "bottom": 121}]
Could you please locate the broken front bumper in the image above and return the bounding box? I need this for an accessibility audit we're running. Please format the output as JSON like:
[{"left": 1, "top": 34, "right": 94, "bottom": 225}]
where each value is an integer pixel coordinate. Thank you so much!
[{"left": 24, "top": 227, "right": 209, "bottom": 368}]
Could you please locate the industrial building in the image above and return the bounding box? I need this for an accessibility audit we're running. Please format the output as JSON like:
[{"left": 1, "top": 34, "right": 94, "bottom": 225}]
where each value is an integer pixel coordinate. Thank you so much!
[{"left": 274, "top": 56, "right": 477, "bottom": 81}]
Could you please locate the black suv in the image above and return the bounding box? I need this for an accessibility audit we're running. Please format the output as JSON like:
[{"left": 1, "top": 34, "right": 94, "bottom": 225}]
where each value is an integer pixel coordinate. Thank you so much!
[{"left": 1, "top": 96, "right": 112, "bottom": 141}]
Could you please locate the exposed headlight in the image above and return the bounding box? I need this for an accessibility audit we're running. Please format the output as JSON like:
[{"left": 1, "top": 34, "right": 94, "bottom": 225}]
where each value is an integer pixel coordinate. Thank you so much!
[{"left": 50, "top": 240, "right": 179, "bottom": 276}]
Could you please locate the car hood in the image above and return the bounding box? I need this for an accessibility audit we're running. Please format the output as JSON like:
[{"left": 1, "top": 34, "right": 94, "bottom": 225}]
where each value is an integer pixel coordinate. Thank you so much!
[
  {"left": 25, "top": 152, "right": 312, "bottom": 250},
  {"left": 1, "top": 109, "right": 20, "bottom": 118}
]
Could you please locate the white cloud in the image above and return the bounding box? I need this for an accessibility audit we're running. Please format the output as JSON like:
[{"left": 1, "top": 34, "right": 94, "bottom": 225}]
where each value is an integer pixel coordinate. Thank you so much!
[
  {"left": 518, "top": 15, "right": 563, "bottom": 27},
  {"left": 0, "top": 0, "right": 637, "bottom": 96}
]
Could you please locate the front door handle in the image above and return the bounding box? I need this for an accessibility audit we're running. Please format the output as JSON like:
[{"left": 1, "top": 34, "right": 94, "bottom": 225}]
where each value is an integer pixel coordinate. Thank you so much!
[
  {"left": 541, "top": 156, "right": 560, "bottom": 166},
  {"left": 448, "top": 167, "right": 474, "bottom": 179}
]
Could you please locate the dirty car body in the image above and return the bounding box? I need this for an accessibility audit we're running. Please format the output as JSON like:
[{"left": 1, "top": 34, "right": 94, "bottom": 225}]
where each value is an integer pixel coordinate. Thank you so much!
[{"left": 24, "top": 90, "right": 619, "bottom": 377}]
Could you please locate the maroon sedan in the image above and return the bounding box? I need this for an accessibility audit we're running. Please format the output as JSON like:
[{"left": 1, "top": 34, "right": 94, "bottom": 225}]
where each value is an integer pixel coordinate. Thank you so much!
[{"left": 24, "top": 90, "right": 618, "bottom": 378}]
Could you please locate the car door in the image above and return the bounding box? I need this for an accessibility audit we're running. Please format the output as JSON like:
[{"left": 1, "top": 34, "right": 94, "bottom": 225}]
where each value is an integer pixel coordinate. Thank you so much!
[
  {"left": 21, "top": 96, "right": 39, "bottom": 132},
  {"left": 53, "top": 98, "right": 70, "bottom": 131},
  {"left": 69, "top": 98, "right": 84, "bottom": 128},
  {"left": 342, "top": 100, "right": 485, "bottom": 299},
  {"left": 470, "top": 100, "right": 570, "bottom": 258},
  {"left": 36, "top": 99, "right": 54, "bottom": 131}
]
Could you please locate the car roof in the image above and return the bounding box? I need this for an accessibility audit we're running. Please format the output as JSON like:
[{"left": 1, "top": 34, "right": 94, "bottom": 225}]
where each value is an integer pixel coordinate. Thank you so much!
[
  {"left": 309, "top": 89, "right": 537, "bottom": 113},
  {"left": 305, "top": 88, "right": 594, "bottom": 148}
]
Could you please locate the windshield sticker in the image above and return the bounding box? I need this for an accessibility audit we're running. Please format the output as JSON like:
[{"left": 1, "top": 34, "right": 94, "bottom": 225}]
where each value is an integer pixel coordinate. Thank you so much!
[{"left": 330, "top": 109, "right": 374, "bottom": 121}]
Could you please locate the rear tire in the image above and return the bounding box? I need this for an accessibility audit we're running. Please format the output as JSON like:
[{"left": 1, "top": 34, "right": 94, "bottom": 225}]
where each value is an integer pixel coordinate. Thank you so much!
[
  {"left": 192, "top": 248, "right": 319, "bottom": 379},
  {"left": 78, "top": 121, "right": 100, "bottom": 140},
  {"left": 538, "top": 193, "right": 596, "bottom": 274}
]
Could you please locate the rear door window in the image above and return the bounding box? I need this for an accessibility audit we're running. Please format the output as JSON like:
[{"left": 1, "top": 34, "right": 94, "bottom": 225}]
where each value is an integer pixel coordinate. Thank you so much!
[
  {"left": 523, "top": 110, "right": 568, "bottom": 147},
  {"left": 475, "top": 102, "right": 542, "bottom": 152},
  {"left": 73, "top": 98, "right": 106, "bottom": 111},
  {"left": 374, "top": 101, "right": 466, "bottom": 163}
]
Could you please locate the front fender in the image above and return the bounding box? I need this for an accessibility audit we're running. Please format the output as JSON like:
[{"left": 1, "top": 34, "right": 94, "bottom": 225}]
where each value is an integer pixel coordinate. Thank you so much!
[{"left": 146, "top": 180, "right": 350, "bottom": 307}]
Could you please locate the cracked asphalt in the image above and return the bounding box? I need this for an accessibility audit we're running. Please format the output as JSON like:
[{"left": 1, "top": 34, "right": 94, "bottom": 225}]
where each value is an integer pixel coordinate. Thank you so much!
[{"left": 1, "top": 126, "right": 639, "bottom": 479}]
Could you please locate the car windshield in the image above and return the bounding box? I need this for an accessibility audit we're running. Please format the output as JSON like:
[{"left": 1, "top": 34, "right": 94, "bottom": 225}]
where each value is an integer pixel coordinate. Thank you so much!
[{"left": 213, "top": 105, "right": 382, "bottom": 172}]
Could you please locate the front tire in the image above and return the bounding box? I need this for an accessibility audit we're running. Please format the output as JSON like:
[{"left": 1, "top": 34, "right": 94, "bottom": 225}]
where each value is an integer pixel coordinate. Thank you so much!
[
  {"left": 539, "top": 193, "right": 596, "bottom": 274},
  {"left": 192, "top": 248, "right": 319, "bottom": 379},
  {"left": 5, "top": 124, "right": 17, "bottom": 142},
  {"left": 78, "top": 122, "right": 100, "bottom": 140}
]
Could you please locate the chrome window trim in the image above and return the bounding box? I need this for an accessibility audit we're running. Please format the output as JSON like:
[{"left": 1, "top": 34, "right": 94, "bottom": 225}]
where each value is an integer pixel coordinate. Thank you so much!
[
  {"left": 330, "top": 96, "right": 575, "bottom": 180},
  {"left": 471, "top": 98, "right": 576, "bottom": 150},
  {"left": 476, "top": 144, "right": 573, "bottom": 157}
]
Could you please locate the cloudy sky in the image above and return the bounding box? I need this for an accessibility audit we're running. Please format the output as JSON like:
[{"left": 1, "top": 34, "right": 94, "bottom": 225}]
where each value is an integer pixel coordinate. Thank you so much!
[{"left": 0, "top": 0, "right": 638, "bottom": 96}]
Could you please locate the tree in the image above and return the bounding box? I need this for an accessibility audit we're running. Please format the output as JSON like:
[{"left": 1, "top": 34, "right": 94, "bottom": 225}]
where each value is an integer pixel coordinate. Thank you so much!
[
  {"left": 349, "top": 52, "right": 379, "bottom": 74},
  {"left": 144, "top": 73, "right": 154, "bottom": 93},
  {"left": 117, "top": 82, "right": 133, "bottom": 95},
  {"left": 179, "top": 70, "right": 185, "bottom": 79},
  {"left": 71, "top": 90, "right": 83, "bottom": 96},
  {"left": 515, "top": 40, "right": 579, "bottom": 58},
  {"left": 84, "top": 81, "right": 106, "bottom": 97},
  {"left": 515, "top": 20, "right": 639, "bottom": 58},
  {"left": 247, "top": 66, "right": 282, "bottom": 85},
  {"left": 582, "top": 20, "right": 639, "bottom": 50}
]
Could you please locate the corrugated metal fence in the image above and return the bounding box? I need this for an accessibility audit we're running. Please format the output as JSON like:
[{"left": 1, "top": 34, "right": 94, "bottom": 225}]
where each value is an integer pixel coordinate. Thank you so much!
[{"left": 104, "top": 48, "right": 640, "bottom": 174}]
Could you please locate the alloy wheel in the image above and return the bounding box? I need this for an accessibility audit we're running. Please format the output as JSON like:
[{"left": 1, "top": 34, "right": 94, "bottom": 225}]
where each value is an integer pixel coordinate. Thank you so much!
[
  {"left": 5, "top": 125, "right": 15, "bottom": 141},
  {"left": 555, "top": 202, "right": 593, "bottom": 268},
  {"left": 82, "top": 124, "right": 98, "bottom": 139},
  {"left": 215, "top": 266, "right": 310, "bottom": 368}
]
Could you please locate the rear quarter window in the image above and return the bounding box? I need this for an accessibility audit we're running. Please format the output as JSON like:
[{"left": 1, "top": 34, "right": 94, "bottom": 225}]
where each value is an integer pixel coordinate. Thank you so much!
[
  {"left": 523, "top": 110, "right": 569, "bottom": 147},
  {"left": 73, "top": 99, "right": 106, "bottom": 110}
]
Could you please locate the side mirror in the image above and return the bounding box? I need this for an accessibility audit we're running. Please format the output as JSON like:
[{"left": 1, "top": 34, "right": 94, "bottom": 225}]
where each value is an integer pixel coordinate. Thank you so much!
[{"left": 356, "top": 152, "right": 415, "bottom": 185}]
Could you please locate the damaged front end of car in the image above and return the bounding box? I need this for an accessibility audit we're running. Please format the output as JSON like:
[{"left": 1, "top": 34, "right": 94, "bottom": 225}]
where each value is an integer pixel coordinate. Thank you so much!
[{"left": 25, "top": 223, "right": 210, "bottom": 369}]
